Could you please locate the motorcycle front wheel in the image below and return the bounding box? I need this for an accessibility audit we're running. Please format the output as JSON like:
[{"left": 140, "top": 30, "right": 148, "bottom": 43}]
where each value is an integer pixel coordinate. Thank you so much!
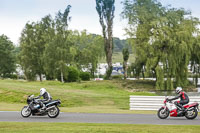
[
  {"left": 47, "top": 106, "right": 60, "bottom": 118},
  {"left": 21, "top": 106, "right": 31, "bottom": 118},
  {"left": 185, "top": 108, "right": 198, "bottom": 119},
  {"left": 157, "top": 107, "right": 169, "bottom": 119}
]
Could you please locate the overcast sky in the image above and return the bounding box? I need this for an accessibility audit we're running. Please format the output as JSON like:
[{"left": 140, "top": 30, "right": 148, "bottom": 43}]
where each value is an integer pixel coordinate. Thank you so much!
[{"left": 1, "top": 0, "right": 200, "bottom": 45}]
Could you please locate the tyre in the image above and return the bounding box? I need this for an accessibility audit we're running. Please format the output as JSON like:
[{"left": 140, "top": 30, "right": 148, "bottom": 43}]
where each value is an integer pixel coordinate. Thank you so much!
[
  {"left": 157, "top": 107, "right": 169, "bottom": 119},
  {"left": 21, "top": 106, "right": 31, "bottom": 118},
  {"left": 47, "top": 106, "right": 60, "bottom": 118},
  {"left": 185, "top": 108, "right": 198, "bottom": 120}
]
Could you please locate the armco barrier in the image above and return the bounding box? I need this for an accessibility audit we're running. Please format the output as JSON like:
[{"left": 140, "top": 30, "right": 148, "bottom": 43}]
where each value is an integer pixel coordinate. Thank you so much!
[{"left": 130, "top": 96, "right": 200, "bottom": 110}]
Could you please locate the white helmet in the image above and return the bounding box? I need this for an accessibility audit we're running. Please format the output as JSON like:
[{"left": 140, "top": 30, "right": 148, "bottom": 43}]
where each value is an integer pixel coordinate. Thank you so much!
[
  {"left": 175, "top": 87, "right": 182, "bottom": 94},
  {"left": 40, "top": 88, "right": 46, "bottom": 95}
]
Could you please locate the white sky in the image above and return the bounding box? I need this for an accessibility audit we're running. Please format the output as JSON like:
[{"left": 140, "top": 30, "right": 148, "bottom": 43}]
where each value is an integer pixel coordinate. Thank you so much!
[{"left": 0, "top": 0, "right": 200, "bottom": 45}]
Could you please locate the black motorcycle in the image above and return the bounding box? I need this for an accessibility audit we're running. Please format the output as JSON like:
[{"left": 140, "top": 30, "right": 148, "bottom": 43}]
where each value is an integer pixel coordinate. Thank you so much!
[{"left": 21, "top": 95, "right": 61, "bottom": 118}]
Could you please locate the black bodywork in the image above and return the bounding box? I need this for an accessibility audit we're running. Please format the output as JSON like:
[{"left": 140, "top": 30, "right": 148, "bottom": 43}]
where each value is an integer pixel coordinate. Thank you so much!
[{"left": 26, "top": 95, "right": 61, "bottom": 116}]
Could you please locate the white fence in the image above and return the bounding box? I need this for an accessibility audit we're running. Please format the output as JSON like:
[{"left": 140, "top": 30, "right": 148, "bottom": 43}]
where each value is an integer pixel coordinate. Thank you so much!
[{"left": 130, "top": 96, "right": 200, "bottom": 110}]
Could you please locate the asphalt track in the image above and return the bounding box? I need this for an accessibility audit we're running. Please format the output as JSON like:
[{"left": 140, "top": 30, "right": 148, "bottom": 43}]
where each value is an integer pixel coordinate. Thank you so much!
[{"left": 0, "top": 111, "right": 200, "bottom": 125}]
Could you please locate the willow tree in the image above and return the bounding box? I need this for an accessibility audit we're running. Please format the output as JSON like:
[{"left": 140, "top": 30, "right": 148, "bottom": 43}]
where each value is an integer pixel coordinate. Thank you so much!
[
  {"left": 122, "top": 0, "right": 164, "bottom": 81},
  {"left": 190, "top": 32, "right": 200, "bottom": 87},
  {"left": 151, "top": 8, "right": 199, "bottom": 89},
  {"left": 96, "top": 0, "right": 115, "bottom": 79},
  {"left": 122, "top": 0, "right": 199, "bottom": 90}
]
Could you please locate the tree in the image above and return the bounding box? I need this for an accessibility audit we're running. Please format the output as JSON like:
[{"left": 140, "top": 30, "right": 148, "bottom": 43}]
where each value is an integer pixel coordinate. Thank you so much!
[
  {"left": 19, "top": 19, "right": 48, "bottom": 81},
  {"left": 190, "top": 33, "right": 200, "bottom": 87},
  {"left": 0, "top": 35, "right": 16, "bottom": 78},
  {"left": 43, "top": 5, "right": 74, "bottom": 82},
  {"left": 150, "top": 8, "right": 199, "bottom": 89},
  {"left": 122, "top": 0, "right": 164, "bottom": 80},
  {"left": 96, "top": 0, "right": 115, "bottom": 79},
  {"left": 122, "top": 0, "right": 199, "bottom": 90},
  {"left": 74, "top": 30, "right": 104, "bottom": 78},
  {"left": 122, "top": 48, "right": 129, "bottom": 79}
]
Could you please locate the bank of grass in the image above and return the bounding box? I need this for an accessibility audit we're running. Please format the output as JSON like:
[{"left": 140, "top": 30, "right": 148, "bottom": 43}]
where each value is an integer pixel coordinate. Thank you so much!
[
  {"left": 0, "top": 122, "right": 200, "bottom": 133},
  {"left": 0, "top": 79, "right": 157, "bottom": 113},
  {"left": 100, "top": 52, "right": 135, "bottom": 63}
]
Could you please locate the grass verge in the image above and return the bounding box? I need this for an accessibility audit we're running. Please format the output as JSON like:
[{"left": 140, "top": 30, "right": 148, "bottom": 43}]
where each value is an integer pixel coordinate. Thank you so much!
[
  {"left": 0, "top": 79, "right": 157, "bottom": 113},
  {"left": 0, "top": 122, "right": 200, "bottom": 133}
]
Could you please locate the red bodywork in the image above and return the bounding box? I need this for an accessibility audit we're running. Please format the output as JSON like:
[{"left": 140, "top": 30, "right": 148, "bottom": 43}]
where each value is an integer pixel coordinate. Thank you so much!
[
  {"left": 184, "top": 102, "right": 198, "bottom": 108},
  {"left": 169, "top": 102, "right": 198, "bottom": 117},
  {"left": 170, "top": 109, "right": 177, "bottom": 117}
]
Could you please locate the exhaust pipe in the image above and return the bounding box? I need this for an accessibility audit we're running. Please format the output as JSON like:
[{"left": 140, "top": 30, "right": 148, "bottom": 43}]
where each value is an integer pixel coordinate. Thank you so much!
[
  {"left": 186, "top": 107, "right": 194, "bottom": 111},
  {"left": 46, "top": 106, "right": 55, "bottom": 111}
]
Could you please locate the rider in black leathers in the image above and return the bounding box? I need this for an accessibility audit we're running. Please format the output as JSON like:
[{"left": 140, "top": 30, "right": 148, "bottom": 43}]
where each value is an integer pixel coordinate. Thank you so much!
[
  {"left": 167, "top": 87, "right": 189, "bottom": 115},
  {"left": 35, "top": 88, "right": 52, "bottom": 110}
]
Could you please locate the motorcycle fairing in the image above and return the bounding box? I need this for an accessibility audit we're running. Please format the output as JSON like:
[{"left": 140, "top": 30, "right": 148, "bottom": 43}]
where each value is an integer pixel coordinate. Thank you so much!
[
  {"left": 45, "top": 100, "right": 59, "bottom": 106},
  {"left": 170, "top": 109, "right": 177, "bottom": 117},
  {"left": 184, "top": 102, "right": 199, "bottom": 108}
]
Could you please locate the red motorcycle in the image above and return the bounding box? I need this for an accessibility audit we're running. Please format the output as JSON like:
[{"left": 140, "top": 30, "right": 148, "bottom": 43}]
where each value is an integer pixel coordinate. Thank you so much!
[{"left": 157, "top": 98, "right": 199, "bottom": 119}]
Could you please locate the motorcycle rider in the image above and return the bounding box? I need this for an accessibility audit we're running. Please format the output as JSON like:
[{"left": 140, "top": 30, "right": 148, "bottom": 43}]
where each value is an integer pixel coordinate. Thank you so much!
[
  {"left": 35, "top": 88, "right": 52, "bottom": 110},
  {"left": 167, "top": 87, "right": 189, "bottom": 115}
]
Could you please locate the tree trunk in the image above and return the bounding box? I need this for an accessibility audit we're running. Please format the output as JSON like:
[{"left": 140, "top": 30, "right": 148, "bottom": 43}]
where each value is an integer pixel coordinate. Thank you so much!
[
  {"left": 123, "top": 61, "right": 128, "bottom": 80},
  {"left": 107, "top": 24, "right": 113, "bottom": 79},
  {"left": 153, "top": 68, "right": 157, "bottom": 82},
  {"left": 61, "top": 70, "right": 64, "bottom": 83},
  {"left": 142, "top": 69, "right": 145, "bottom": 79},
  {"left": 104, "top": 35, "right": 113, "bottom": 79},
  {"left": 195, "top": 65, "right": 199, "bottom": 87},
  {"left": 106, "top": 52, "right": 113, "bottom": 79},
  {"left": 39, "top": 74, "right": 42, "bottom": 82},
  {"left": 106, "top": 58, "right": 112, "bottom": 79}
]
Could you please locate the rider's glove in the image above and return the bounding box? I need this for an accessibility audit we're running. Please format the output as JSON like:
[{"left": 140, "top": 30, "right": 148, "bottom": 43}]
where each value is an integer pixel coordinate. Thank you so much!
[{"left": 166, "top": 98, "right": 171, "bottom": 102}]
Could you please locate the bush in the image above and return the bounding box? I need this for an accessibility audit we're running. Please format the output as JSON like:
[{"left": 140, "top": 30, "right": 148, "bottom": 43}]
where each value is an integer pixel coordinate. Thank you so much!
[
  {"left": 67, "top": 66, "right": 80, "bottom": 82},
  {"left": 10, "top": 74, "right": 18, "bottom": 79},
  {"left": 3, "top": 74, "right": 18, "bottom": 79},
  {"left": 80, "top": 72, "right": 90, "bottom": 81},
  {"left": 112, "top": 75, "right": 123, "bottom": 80}
]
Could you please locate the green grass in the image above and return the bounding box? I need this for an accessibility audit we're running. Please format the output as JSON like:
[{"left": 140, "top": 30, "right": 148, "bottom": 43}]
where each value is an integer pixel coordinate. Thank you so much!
[
  {"left": 100, "top": 52, "right": 135, "bottom": 63},
  {"left": 0, "top": 122, "right": 200, "bottom": 133},
  {"left": 0, "top": 79, "right": 157, "bottom": 113}
]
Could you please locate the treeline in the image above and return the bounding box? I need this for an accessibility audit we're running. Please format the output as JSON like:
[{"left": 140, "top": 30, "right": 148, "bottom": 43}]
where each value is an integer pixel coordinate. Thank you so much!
[
  {"left": 1, "top": 0, "right": 200, "bottom": 90},
  {"left": 0, "top": 5, "right": 105, "bottom": 82},
  {"left": 113, "top": 37, "right": 130, "bottom": 52},
  {"left": 0, "top": 35, "right": 16, "bottom": 78},
  {"left": 123, "top": 0, "right": 200, "bottom": 90},
  {"left": 18, "top": 5, "right": 105, "bottom": 82},
  {"left": 0, "top": 1, "right": 130, "bottom": 82}
]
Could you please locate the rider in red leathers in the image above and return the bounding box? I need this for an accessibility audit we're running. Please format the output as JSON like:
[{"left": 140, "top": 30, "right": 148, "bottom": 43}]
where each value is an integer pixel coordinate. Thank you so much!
[{"left": 167, "top": 87, "right": 189, "bottom": 115}]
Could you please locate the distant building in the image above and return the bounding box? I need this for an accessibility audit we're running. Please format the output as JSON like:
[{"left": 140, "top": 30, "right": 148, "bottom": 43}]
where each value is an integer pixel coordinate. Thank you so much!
[{"left": 95, "top": 62, "right": 124, "bottom": 76}]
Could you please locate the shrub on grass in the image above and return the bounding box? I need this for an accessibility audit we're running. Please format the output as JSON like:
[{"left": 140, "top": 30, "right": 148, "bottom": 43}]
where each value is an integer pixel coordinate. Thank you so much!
[
  {"left": 80, "top": 72, "right": 90, "bottom": 81},
  {"left": 67, "top": 66, "right": 80, "bottom": 82}
]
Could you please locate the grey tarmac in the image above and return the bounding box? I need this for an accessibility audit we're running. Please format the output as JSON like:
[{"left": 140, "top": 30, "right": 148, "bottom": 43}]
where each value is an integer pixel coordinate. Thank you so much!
[{"left": 0, "top": 111, "right": 200, "bottom": 125}]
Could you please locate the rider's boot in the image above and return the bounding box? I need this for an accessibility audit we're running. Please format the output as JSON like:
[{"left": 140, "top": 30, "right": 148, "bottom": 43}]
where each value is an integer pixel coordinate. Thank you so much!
[
  {"left": 41, "top": 103, "right": 46, "bottom": 110},
  {"left": 177, "top": 107, "right": 185, "bottom": 116}
]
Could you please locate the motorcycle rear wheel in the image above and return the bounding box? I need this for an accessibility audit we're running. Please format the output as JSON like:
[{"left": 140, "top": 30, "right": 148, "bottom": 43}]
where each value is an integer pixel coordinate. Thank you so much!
[
  {"left": 47, "top": 106, "right": 60, "bottom": 118},
  {"left": 157, "top": 107, "right": 169, "bottom": 119},
  {"left": 185, "top": 108, "right": 198, "bottom": 120},
  {"left": 21, "top": 106, "right": 31, "bottom": 118}
]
